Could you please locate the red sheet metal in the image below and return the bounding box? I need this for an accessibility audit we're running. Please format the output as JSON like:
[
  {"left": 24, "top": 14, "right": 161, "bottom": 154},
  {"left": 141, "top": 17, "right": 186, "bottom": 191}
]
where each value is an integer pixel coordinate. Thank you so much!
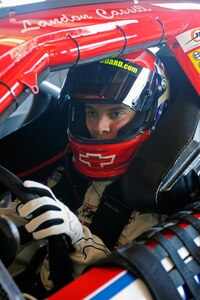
[{"left": 0, "top": 1, "right": 200, "bottom": 118}]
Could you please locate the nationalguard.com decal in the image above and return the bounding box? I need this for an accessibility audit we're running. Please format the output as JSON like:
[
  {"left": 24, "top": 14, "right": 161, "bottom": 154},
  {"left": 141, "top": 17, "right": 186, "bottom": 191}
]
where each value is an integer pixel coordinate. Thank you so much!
[{"left": 100, "top": 58, "right": 139, "bottom": 74}]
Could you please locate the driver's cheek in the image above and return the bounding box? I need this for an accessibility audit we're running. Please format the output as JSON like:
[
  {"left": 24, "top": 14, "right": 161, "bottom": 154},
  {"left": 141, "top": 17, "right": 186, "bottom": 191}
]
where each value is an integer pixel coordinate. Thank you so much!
[
  {"left": 108, "top": 120, "right": 122, "bottom": 137},
  {"left": 86, "top": 118, "right": 96, "bottom": 134},
  {"left": 111, "top": 119, "right": 127, "bottom": 135}
]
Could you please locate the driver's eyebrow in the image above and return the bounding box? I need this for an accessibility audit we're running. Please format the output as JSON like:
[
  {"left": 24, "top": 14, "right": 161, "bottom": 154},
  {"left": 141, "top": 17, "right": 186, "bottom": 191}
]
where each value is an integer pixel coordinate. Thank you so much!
[
  {"left": 85, "top": 105, "right": 96, "bottom": 110},
  {"left": 85, "top": 105, "right": 128, "bottom": 111},
  {"left": 107, "top": 106, "right": 129, "bottom": 112}
]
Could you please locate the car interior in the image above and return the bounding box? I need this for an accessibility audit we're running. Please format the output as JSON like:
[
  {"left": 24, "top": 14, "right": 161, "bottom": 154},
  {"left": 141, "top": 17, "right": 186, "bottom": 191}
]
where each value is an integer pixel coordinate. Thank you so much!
[{"left": 0, "top": 43, "right": 199, "bottom": 299}]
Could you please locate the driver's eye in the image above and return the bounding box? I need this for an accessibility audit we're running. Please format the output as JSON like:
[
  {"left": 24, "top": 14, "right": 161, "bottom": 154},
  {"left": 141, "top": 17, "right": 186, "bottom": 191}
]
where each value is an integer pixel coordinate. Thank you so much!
[
  {"left": 110, "top": 111, "right": 123, "bottom": 119},
  {"left": 86, "top": 110, "right": 97, "bottom": 118}
]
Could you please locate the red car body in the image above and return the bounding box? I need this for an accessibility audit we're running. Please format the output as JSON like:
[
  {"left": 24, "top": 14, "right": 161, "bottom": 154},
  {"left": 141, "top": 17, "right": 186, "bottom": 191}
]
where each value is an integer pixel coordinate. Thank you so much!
[{"left": 0, "top": 0, "right": 200, "bottom": 120}]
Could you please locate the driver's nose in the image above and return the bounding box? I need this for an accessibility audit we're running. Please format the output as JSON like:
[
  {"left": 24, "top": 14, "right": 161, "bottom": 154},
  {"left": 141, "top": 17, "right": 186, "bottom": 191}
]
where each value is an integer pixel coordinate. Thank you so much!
[{"left": 94, "top": 114, "right": 111, "bottom": 135}]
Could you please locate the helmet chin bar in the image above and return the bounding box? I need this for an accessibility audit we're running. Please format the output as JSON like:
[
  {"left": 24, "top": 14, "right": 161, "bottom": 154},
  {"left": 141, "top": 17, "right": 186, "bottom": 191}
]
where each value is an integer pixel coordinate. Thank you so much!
[{"left": 68, "top": 130, "right": 150, "bottom": 180}]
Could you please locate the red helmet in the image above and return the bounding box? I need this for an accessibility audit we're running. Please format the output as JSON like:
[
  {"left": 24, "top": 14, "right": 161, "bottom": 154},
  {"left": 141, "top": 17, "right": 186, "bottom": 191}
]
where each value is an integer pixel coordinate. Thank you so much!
[{"left": 67, "top": 49, "right": 170, "bottom": 180}]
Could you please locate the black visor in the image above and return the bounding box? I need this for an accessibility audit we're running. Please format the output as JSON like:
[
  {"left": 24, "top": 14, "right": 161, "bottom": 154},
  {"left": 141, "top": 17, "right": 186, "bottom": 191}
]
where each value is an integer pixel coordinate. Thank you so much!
[{"left": 69, "top": 58, "right": 159, "bottom": 112}]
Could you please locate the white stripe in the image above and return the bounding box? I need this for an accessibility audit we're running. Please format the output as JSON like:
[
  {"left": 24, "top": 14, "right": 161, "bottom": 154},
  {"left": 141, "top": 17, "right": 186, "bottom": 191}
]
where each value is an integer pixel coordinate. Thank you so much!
[
  {"left": 83, "top": 270, "right": 127, "bottom": 300},
  {"left": 110, "top": 278, "right": 153, "bottom": 300}
]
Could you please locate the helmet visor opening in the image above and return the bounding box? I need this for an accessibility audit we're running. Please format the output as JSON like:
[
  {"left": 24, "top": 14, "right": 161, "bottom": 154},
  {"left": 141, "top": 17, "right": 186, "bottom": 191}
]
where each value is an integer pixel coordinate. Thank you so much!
[{"left": 69, "top": 58, "right": 157, "bottom": 112}]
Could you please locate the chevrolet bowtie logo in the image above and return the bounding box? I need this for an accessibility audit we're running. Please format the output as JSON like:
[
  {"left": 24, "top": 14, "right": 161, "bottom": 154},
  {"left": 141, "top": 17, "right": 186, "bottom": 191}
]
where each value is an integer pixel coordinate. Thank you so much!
[{"left": 79, "top": 153, "right": 116, "bottom": 167}]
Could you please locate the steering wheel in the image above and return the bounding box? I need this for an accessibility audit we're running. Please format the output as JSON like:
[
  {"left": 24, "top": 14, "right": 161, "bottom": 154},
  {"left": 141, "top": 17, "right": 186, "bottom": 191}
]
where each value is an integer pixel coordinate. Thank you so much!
[{"left": 0, "top": 165, "right": 73, "bottom": 289}]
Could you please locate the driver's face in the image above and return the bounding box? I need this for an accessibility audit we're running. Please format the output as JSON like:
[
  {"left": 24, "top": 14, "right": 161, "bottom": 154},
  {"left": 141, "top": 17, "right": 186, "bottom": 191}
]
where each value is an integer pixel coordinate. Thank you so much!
[{"left": 85, "top": 103, "right": 136, "bottom": 139}]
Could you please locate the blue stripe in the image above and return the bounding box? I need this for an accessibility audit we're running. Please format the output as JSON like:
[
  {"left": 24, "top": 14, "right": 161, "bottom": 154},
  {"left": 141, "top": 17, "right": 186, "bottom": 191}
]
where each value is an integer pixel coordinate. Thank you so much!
[{"left": 89, "top": 272, "right": 136, "bottom": 300}]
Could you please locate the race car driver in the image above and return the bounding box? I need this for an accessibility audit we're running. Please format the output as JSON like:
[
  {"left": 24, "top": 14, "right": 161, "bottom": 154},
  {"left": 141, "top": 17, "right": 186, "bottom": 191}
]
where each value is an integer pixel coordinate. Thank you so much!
[{"left": 16, "top": 48, "right": 170, "bottom": 291}]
